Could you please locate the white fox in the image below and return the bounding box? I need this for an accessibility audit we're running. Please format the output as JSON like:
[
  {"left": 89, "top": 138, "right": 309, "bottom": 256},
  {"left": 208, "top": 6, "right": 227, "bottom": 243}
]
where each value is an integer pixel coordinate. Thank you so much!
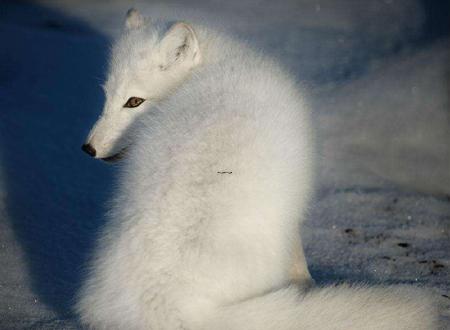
[{"left": 77, "top": 9, "right": 438, "bottom": 330}]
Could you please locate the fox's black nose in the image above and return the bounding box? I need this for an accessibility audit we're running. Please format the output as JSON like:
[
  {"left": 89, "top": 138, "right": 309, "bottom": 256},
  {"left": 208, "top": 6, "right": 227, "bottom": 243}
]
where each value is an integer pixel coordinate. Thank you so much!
[{"left": 81, "top": 143, "right": 96, "bottom": 157}]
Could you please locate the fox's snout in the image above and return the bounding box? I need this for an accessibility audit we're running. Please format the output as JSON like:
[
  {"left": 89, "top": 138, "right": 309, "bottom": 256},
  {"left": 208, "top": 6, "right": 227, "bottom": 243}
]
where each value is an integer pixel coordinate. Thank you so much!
[{"left": 81, "top": 143, "right": 96, "bottom": 157}]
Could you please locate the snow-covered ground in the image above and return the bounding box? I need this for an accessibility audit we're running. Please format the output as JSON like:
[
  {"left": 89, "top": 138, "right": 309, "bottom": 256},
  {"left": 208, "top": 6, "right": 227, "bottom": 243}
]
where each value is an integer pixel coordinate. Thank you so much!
[{"left": 0, "top": 0, "right": 448, "bottom": 328}]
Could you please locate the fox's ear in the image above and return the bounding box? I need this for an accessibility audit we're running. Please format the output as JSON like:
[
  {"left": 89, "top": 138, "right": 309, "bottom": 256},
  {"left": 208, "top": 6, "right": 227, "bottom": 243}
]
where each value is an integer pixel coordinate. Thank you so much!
[
  {"left": 125, "top": 8, "right": 144, "bottom": 30},
  {"left": 159, "top": 22, "right": 201, "bottom": 70}
]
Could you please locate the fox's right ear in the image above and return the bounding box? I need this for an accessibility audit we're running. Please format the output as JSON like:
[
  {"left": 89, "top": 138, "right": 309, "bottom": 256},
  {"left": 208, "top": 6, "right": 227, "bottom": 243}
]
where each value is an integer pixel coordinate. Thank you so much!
[
  {"left": 159, "top": 22, "right": 201, "bottom": 70},
  {"left": 125, "top": 8, "right": 144, "bottom": 30}
]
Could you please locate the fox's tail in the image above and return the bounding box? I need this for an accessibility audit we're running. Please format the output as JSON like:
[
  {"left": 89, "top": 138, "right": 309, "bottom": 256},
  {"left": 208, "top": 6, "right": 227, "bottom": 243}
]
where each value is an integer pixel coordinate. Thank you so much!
[{"left": 203, "top": 284, "right": 438, "bottom": 330}]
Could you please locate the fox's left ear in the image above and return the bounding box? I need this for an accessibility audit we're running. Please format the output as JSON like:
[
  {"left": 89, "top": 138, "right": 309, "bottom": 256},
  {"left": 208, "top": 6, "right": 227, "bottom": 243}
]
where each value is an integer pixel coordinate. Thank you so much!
[
  {"left": 125, "top": 8, "right": 144, "bottom": 30},
  {"left": 159, "top": 22, "right": 201, "bottom": 70}
]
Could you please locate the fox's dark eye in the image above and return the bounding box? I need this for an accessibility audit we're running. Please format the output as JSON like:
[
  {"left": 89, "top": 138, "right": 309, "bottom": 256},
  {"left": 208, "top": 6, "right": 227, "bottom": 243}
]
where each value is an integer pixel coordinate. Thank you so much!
[{"left": 124, "top": 97, "right": 145, "bottom": 108}]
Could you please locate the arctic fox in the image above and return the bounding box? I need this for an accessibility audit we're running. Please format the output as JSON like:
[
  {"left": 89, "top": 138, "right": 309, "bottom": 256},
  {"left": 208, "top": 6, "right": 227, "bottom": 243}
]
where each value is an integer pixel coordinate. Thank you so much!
[{"left": 77, "top": 9, "right": 438, "bottom": 330}]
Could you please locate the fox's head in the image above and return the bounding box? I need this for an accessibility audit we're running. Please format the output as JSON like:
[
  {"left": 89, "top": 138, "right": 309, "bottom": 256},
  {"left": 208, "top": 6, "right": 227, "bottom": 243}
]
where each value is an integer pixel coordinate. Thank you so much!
[{"left": 82, "top": 9, "right": 201, "bottom": 160}]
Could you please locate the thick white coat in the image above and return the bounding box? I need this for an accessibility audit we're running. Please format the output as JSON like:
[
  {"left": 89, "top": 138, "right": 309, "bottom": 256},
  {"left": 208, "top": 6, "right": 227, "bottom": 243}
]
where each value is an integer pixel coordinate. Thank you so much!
[{"left": 76, "top": 13, "right": 438, "bottom": 330}]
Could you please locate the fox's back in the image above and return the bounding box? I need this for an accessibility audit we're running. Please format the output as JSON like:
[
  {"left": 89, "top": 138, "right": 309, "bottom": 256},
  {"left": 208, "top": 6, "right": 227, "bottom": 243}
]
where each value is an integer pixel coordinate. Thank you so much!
[
  {"left": 124, "top": 46, "right": 313, "bottom": 232},
  {"left": 115, "top": 47, "right": 314, "bottom": 284}
]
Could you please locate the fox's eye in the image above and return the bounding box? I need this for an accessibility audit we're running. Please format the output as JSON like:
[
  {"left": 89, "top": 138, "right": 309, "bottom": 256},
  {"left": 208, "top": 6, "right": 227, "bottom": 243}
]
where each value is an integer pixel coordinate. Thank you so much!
[{"left": 124, "top": 97, "right": 145, "bottom": 108}]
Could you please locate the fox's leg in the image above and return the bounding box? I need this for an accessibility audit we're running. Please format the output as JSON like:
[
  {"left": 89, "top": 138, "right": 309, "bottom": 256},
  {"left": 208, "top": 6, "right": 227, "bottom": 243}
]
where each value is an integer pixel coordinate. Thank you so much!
[{"left": 289, "top": 237, "right": 314, "bottom": 287}]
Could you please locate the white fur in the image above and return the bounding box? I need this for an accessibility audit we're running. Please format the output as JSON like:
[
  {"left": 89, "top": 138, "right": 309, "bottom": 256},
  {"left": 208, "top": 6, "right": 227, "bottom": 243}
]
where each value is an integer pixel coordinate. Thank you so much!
[
  {"left": 77, "top": 12, "right": 438, "bottom": 330},
  {"left": 203, "top": 284, "right": 438, "bottom": 330}
]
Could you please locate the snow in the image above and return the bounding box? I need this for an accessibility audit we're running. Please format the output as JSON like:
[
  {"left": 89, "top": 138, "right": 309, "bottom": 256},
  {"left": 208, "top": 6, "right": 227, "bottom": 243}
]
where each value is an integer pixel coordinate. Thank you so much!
[{"left": 0, "top": 0, "right": 448, "bottom": 328}]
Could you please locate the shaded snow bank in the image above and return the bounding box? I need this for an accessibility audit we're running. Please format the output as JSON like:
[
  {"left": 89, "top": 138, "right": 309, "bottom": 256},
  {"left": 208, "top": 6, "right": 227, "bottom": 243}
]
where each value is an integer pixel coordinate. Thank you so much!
[{"left": 316, "top": 40, "right": 450, "bottom": 194}]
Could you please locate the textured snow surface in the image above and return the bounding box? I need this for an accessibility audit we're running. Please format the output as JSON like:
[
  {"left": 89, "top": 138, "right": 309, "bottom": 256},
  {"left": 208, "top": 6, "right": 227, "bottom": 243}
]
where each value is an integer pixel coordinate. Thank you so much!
[{"left": 0, "top": 0, "right": 448, "bottom": 328}]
